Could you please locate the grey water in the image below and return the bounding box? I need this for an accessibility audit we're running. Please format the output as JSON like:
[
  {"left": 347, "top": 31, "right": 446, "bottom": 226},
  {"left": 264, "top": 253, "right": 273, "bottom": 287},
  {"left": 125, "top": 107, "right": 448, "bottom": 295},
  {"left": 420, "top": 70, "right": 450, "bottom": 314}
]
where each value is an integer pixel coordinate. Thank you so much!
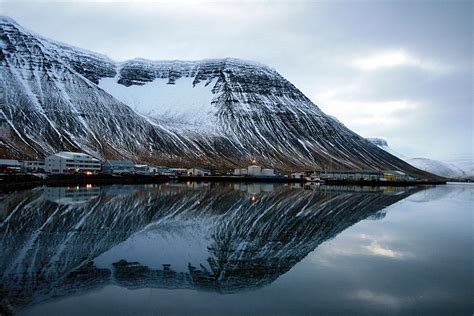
[{"left": 0, "top": 182, "right": 472, "bottom": 315}]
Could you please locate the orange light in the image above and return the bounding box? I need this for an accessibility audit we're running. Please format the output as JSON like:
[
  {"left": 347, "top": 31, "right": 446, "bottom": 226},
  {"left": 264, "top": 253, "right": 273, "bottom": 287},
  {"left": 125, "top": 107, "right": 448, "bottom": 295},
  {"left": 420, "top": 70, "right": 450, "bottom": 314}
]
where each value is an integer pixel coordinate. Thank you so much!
[
  {"left": 251, "top": 195, "right": 257, "bottom": 202},
  {"left": 85, "top": 171, "right": 92, "bottom": 175}
]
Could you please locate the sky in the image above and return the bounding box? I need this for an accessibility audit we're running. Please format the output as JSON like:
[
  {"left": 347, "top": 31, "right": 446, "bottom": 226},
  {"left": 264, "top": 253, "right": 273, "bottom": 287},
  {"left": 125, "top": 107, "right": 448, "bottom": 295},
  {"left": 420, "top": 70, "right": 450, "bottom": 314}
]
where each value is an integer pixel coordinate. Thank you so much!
[{"left": 2, "top": 0, "right": 472, "bottom": 161}]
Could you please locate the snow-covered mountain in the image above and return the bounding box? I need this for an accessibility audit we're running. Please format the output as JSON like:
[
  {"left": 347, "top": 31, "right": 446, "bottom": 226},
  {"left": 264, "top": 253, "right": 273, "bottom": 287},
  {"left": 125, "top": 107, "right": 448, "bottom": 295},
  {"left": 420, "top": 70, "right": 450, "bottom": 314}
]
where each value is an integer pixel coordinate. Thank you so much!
[
  {"left": 0, "top": 183, "right": 419, "bottom": 310},
  {"left": 367, "top": 138, "right": 471, "bottom": 179},
  {"left": 0, "top": 16, "right": 433, "bottom": 176}
]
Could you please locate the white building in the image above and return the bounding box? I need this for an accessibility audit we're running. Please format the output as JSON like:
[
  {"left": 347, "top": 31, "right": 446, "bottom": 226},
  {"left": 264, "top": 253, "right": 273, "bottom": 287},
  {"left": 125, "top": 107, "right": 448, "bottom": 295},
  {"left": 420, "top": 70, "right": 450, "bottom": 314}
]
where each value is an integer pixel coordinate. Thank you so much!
[
  {"left": 247, "top": 165, "right": 262, "bottom": 176},
  {"left": 21, "top": 160, "right": 45, "bottom": 172},
  {"left": 187, "top": 168, "right": 211, "bottom": 176},
  {"left": 44, "top": 152, "right": 101, "bottom": 174}
]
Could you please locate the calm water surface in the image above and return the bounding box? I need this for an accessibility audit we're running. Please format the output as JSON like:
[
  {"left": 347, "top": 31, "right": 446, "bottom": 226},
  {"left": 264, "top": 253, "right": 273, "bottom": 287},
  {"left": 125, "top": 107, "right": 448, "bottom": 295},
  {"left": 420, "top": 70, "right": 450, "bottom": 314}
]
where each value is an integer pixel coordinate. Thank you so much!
[{"left": 0, "top": 182, "right": 472, "bottom": 315}]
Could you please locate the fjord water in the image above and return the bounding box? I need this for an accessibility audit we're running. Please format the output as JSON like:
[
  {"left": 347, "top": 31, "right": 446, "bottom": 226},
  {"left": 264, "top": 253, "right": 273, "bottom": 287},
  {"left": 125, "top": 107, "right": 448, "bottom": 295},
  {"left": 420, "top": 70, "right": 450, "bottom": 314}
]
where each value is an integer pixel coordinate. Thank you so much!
[{"left": 0, "top": 183, "right": 471, "bottom": 315}]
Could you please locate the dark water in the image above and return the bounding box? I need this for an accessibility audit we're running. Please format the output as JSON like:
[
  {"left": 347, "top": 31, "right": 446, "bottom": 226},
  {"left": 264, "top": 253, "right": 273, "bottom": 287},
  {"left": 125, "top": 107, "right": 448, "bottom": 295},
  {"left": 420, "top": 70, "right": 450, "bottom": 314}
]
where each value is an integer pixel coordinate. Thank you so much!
[{"left": 0, "top": 182, "right": 472, "bottom": 315}]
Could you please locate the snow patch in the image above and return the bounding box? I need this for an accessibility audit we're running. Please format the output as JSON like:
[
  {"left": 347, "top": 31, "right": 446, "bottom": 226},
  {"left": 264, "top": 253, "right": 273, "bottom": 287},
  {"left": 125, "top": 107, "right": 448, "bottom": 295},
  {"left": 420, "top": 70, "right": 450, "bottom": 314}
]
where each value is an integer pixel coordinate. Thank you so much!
[{"left": 99, "top": 76, "right": 219, "bottom": 131}]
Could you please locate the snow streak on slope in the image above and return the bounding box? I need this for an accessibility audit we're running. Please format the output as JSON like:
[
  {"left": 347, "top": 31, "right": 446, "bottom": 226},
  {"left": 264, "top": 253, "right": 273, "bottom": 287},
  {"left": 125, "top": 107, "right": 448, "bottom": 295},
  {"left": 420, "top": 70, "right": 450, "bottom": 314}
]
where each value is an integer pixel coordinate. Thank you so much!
[{"left": 0, "top": 16, "right": 436, "bottom": 176}]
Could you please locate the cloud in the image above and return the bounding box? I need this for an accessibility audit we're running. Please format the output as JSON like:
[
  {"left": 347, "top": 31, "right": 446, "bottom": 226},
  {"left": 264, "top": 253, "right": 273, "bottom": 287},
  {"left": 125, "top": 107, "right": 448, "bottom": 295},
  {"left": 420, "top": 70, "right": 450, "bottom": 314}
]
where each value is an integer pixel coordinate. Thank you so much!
[
  {"left": 352, "top": 50, "right": 446, "bottom": 73},
  {"left": 314, "top": 80, "right": 422, "bottom": 138},
  {"left": 363, "top": 240, "right": 405, "bottom": 258},
  {"left": 315, "top": 233, "right": 410, "bottom": 260},
  {"left": 351, "top": 290, "right": 403, "bottom": 308}
]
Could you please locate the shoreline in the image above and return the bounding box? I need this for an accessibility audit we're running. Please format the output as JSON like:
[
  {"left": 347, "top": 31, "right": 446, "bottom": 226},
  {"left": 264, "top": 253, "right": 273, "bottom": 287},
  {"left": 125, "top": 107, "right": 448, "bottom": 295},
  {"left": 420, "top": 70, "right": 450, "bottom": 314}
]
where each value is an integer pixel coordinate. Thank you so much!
[{"left": 0, "top": 174, "right": 446, "bottom": 192}]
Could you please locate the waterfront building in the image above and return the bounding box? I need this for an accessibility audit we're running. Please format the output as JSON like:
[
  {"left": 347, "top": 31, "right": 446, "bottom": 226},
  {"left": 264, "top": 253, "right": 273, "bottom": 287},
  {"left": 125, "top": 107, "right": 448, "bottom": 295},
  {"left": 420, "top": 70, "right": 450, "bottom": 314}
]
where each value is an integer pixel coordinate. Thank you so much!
[
  {"left": 44, "top": 152, "right": 101, "bottom": 174},
  {"left": 187, "top": 167, "right": 211, "bottom": 176},
  {"left": 102, "top": 160, "right": 135, "bottom": 174},
  {"left": 320, "top": 170, "right": 384, "bottom": 181},
  {"left": 170, "top": 168, "right": 188, "bottom": 175},
  {"left": 383, "top": 170, "right": 410, "bottom": 181},
  {"left": 151, "top": 166, "right": 176, "bottom": 176},
  {"left": 21, "top": 160, "right": 45, "bottom": 172},
  {"left": 0, "top": 159, "right": 21, "bottom": 172},
  {"left": 247, "top": 165, "right": 262, "bottom": 176},
  {"left": 262, "top": 168, "right": 275, "bottom": 176}
]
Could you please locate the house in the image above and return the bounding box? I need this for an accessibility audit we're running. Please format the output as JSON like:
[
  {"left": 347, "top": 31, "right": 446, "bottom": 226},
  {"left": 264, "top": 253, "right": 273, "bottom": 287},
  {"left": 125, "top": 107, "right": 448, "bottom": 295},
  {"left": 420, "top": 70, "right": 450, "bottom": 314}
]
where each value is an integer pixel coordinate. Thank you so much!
[
  {"left": 44, "top": 152, "right": 101, "bottom": 174},
  {"left": 187, "top": 167, "right": 211, "bottom": 176},
  {"left": 102, "top": 160, "right": 135, "bottom": 174},
  {"left": 0, "top": 159, "right": 21, "bottom": 172},
  {"left": 21, "top": 160, "right": 45, "bottom": 172}
]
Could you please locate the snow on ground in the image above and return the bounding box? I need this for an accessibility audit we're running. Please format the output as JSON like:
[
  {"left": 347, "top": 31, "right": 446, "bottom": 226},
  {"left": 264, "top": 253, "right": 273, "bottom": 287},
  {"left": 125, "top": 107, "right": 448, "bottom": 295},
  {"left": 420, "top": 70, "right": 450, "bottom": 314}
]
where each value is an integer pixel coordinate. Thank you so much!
[
  {"left": 368, "top": 138, "right": 472, "bottom": 178},
  {"left": 405, "top": 157, "right": 467, "bottom": 179},
  {"left": 442, "top": 158, "right": 473, "bottom": 177},
  {"left": 99, "top": 76, "right": 219, "bottom": 131}
]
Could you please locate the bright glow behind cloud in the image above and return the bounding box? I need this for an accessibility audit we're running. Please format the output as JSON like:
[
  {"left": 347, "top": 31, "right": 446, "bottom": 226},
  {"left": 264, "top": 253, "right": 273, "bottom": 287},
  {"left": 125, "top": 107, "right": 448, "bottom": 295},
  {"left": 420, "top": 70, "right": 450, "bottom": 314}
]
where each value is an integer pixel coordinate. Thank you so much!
[{"left": 352, "top": 50, "right": 445, "bottom": 72}]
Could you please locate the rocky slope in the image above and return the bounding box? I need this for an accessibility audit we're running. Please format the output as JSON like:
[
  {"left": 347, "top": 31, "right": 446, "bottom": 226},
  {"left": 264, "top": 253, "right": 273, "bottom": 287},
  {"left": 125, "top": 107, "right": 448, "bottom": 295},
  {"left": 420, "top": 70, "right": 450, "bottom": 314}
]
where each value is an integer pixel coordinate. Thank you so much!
[{"left": 0, "top": 16, "right": 433, "bottom": 176}]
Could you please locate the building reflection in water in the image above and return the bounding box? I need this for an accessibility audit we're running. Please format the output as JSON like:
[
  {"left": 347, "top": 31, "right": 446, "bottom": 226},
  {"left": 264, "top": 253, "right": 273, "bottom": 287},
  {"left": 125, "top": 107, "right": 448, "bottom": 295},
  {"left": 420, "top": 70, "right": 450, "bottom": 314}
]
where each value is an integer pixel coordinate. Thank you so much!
[
  {"left": 0, "top": 183, "right": 421, "bottom": 312},
  {"left": 42, "top": 185, "right": 101, "bottom": 205}
]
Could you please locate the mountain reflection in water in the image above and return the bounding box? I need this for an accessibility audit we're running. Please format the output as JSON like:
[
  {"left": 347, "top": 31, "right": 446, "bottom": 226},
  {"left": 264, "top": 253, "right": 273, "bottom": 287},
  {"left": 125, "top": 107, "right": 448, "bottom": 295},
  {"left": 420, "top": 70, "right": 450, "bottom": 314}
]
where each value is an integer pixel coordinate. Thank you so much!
[{"left": 0, "top": 183, "right": 420, "bottom": 312}]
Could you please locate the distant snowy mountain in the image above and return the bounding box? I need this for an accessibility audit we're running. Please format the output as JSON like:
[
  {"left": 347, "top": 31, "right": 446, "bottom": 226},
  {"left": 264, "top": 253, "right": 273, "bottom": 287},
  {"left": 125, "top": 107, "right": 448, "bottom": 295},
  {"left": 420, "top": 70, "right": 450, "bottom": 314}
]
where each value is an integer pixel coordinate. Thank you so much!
[
  {"left": 367, "top": 138, "right": 471, "bottom": 179},
  {"left": 0, "top": 16, "right": 434, "bottom": 176}
]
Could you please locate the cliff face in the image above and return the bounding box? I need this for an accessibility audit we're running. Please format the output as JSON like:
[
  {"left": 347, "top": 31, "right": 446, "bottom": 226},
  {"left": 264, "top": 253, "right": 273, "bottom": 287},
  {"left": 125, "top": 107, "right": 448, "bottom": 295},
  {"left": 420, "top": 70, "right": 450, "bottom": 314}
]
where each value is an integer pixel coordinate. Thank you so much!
[
  {"left": 0, "top": 16, "right": 432, "bottom": 176},
  {"left": 0, "top": 183, "right": 419, "bottom": 309}
]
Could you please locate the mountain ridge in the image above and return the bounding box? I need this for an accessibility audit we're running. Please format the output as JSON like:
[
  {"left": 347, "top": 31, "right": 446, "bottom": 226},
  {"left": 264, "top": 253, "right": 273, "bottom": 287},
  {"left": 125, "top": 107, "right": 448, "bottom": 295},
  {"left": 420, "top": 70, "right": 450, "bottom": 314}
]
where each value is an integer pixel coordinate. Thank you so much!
[{"left": 0, "top": 16, "right": 436, "bottom": 177}]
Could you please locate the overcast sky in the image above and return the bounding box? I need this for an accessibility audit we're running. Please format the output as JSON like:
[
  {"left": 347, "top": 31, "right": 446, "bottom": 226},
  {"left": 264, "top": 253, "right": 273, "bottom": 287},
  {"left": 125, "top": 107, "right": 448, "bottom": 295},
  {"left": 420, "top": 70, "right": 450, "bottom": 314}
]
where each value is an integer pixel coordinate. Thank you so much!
[{"left": 2, "top": 0, "right": 472, "bottom": 161}]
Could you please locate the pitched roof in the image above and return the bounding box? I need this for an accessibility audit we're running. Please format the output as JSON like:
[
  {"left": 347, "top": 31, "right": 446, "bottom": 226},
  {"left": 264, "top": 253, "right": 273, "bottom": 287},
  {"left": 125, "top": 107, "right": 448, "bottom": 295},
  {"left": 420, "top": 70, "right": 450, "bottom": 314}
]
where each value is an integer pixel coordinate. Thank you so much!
[{"left": 104, "top": 160, "right": 134, "bottom": 167}]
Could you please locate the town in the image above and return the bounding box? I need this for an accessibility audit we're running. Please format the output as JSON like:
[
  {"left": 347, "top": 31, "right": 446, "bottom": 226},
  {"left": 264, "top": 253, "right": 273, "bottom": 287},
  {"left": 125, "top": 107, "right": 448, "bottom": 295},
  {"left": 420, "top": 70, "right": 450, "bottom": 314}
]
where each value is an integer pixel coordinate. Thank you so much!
[{"left": 0, "top": 151, "right": 428, "bottom": 186}]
